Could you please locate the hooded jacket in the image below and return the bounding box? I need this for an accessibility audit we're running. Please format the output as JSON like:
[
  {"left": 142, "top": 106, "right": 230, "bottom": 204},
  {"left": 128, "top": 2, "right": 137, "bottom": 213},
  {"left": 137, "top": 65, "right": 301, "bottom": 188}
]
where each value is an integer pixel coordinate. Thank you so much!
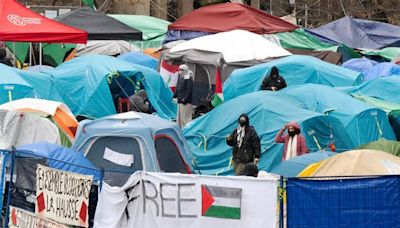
[
  {"left": 275, "top": 121, "right": 308, "bottom": 160},
  {"left": 261, "top": 66, "right": 287, "bottom": 91},
  {"left": 226, "top": 114, "right": 261, "bottom": 163}
]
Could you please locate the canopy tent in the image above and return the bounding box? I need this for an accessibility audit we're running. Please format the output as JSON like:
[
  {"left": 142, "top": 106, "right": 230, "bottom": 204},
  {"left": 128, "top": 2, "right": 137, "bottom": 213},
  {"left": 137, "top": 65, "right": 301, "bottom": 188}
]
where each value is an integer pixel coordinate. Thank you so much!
[
  {"left": 362, "top": 63, "right": 400, "bottom": 81},
  {"left": 359, "top": 139, "right": 400, "bottom": 157},
  {"left": 168, "top": 3, "right": 297, "bottom": 35},
  {"left": 0, "top": 64, "right": 35, "bottom": 104},
  {"left": 117, "top": 52, "right": 158, "bottom": 70},
  {"left": 0, "top": 0, "right": 87, "bottom": 43},
  {"left": 342, "top": 57, "right": 378, "bottom": 73},
  {"left": 0, "top": 98, "right": 78, "bottom": 146},
  {"left": 275, "top": 28, "right": 361, "bottom": 62},
  {"left": 75, "top": 40, "right": 140, "bottom": 57},
  {"left": 183, "top": 91, "right": 355, "bottom": 175},
  {"left": 21, "top": 55, "right": 176, "bottom": 120},
  {"left": 300, "top": 149, "right": 400, "bottom": 177},
  {"left": 73, "top": 112, "right": 193, "bottom": 186},
  {"left": 279, "top": 84, "right": 396, "bottom": 147},
  {"left": 0, "top": 109, "right": 60, "bottom": 150},
  {"left": 223, "top": 55, "right": 363, "bottom": 102},
  {"left": 309, "top": 16, "right": 400, "bottom": 49},
  {"left": 109, "top": 15, "right": 170, "bottom": 49},
  {"left": 55, "top": 7, "right": 142, "bottom": 41},
  {"left": 16, "top": 142, "right": 100, "bottom": 181},
  {"left": 270, "top": 151, "right": 336, "bottom": 177},
  {"left": 164, "top": 30, "right": 291, "bottom": 104}
]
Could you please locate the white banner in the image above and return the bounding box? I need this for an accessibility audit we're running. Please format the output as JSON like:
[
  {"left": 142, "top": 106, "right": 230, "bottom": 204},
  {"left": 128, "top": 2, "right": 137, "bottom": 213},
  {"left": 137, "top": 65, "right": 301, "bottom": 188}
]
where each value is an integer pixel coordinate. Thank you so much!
[
  {"left": 36, "top": 165, "right": 93, "bottom": 227},
  {"left": 94, "top": 172, "right": 277, "bottom": 228},
  {"left": 9, "top": 206, "right": 68, "bottom": 228}
]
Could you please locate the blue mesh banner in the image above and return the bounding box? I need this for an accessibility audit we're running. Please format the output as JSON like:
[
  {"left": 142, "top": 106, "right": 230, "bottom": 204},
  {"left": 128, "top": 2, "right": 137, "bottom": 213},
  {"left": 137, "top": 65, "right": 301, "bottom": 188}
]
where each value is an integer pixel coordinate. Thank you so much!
[{"left": 287, "top": 176, "right": 400, "bottom": 227}]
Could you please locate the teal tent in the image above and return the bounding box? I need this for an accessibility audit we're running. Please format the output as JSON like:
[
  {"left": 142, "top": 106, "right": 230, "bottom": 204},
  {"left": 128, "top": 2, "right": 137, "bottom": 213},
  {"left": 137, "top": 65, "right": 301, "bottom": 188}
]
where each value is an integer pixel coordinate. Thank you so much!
[
  {"left": 280, "top": 84, "right": 396, "bottom": 146},
  {"left": 183, "top": 91, "right": 355, "bottom": 175},
  {"left": 223, "top": 55, "right": 363, "bottom": 101},
  {"left": 21, "top": 55, "right": 176, "bottom": 119},
  {"left": 0, "top": 64, "right": 34, "bottom": 104}
]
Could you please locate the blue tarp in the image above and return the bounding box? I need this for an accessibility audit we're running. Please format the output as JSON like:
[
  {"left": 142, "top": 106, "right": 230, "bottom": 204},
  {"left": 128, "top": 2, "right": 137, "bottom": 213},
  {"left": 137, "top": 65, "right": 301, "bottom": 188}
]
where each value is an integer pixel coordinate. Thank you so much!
[
  {"left": 223, "top": 55, "right": 363, "bottom": 101},
  {"left": 117, "top": 52, "right": 158, "bottom": 70},
  {"left": 287, "top": 176, "right": 400, "bottom": 227},
  {"left": 342, "top": 57, "right": 378, "bottom": 73},
  {"left": 163, "top": 30, "right": 212, "bottom": 44},
  {"left": 270, "top": 151, "right": 336, "bottom": 177},
  {"left": 16, "top": 142, "right": 101, "bottom": 181},
  {"left": 21, "top": 55, "right": 176, "bottom": 120},
  {"left": 362, "top": 62, "right": 400, "bottom": 81},
  {"left": 183, "top": 90, "right": 355, "bottom": 175},
  {"left": 0, "top": 64, "right": 35, "bottom": 104},
  {"left": 309, "top": 16, "right": 400, "bottom": 49}
]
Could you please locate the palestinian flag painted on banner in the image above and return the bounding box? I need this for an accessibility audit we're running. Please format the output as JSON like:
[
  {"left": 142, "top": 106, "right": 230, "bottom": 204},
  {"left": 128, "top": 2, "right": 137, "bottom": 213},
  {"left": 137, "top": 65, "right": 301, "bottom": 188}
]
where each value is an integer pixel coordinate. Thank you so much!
[
  {"left": 201, "top": 185, "right": 242, "bottom": 220},
  {"left": 211, "top": 67, "right": 223, "bottom": 107}
]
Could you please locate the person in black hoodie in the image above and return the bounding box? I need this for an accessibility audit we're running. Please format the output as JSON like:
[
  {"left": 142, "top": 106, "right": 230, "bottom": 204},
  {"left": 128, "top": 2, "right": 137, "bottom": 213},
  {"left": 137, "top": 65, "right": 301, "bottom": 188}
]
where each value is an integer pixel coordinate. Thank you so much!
[
  {"left": 226, "top": 114, "right": 261, "bottom": 175},
  {"left": 173, "top": 64, "right": 194, "bottom": 127},
  {"left": 261, "top": 66, "right": 287, "bottom": 91}
]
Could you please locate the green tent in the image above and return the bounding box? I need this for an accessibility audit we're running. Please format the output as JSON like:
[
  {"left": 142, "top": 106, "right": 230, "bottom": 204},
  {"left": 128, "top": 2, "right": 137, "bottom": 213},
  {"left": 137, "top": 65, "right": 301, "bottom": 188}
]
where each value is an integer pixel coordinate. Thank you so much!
[
  {"left": 43, "top": 43, "right": 76, "bottom": 67},
  {"left": 361, "top": 47, "right": 400, "bottom": 61},
  {"left": 359, "top": 138, "right": 400, "bottom": 156},
  {"left": 109, "top": 15, "right": 170, "bottom": 49}
]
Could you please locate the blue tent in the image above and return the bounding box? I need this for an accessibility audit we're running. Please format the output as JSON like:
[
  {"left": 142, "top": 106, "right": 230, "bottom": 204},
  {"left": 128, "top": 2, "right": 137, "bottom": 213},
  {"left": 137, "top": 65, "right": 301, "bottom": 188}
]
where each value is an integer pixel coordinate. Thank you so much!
[
  {"left": 0, "top": 64, "right": 34, "bottom": 104},
  {"left": 280, "top": 84, "right": 396, "bottom": 146},
  {"left": 72, "top": 112, "right": 193, "bottom": 184},
  {"left": 17, "top": 142, "right": 101, "bottom": 181},
  {"left": 22, "top": 55, "right": 176, "bottom": 120},
  {"left": 117, "top": 52, "right": 158, "bottom": 70},
  {"left": 362, "top": 63, "right": 400, "bottom": 81},
  {"left": 342, "top": 57, "right": 378, "bottom": 73},
  {"left": 346, "top": 77, "right": 400, "bottom": 104},
  {"left": 183, "top": 91, "right": 355, "bottom": 175},
  {"left": 309, "top": 16, "right": 400, "bottom": 49},
  {"left": 223, "top": 55, "right": 363, "bottom": 101},
  {"left": 270, "top": 151, "right": 336, "bottom": 177}
]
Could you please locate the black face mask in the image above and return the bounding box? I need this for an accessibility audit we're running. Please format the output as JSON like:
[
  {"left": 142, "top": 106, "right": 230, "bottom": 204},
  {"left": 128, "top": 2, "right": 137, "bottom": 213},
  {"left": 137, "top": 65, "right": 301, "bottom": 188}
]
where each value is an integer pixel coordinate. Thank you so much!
[
  {"left": 288, "top": 131, "right": 296, "bottom": 137},
  {"left": 239, "top": 121, "right": 246, "bottom": 127}
]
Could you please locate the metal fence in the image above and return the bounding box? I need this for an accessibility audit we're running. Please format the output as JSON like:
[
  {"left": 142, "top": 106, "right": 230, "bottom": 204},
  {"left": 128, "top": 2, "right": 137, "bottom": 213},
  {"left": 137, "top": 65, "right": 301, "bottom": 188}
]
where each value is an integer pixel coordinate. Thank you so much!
[{"left": 1, "top": 149, "right": 400, "bottom": 227}]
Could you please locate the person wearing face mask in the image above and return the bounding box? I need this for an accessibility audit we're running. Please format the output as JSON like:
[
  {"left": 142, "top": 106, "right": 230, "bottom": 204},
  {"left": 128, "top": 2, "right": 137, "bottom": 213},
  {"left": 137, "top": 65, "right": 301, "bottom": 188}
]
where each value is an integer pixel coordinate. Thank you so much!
[
  {"left": 261, "top": 66, "right": 287, "bottom": 91},
  {"left": 275, "top": 121, "right": 308, "bottom": 161},
  {"left": 173, "top": 64, "right": 194, "bottom": 127},
  {"left": 226, "top": 114, "right": 261, "bottom": 175}
]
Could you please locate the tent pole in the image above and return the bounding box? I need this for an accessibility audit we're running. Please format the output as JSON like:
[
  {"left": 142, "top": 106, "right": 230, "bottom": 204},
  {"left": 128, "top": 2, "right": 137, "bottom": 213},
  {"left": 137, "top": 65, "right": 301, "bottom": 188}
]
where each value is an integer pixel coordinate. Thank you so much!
[
  {"left": 12, "top": 42, "right": 17, "bottom": 67},
  {"left": 39, "top": 43, "right": 43, "bottom": 65},
  {"left": 29, "top": 43, "right": 32, "bottom": 66},
  {"left": 129, "top": 40, "right": 132, "bottom": 51},
  {"left": 141, "top": 41, "right": 144, "bottom": 53}
]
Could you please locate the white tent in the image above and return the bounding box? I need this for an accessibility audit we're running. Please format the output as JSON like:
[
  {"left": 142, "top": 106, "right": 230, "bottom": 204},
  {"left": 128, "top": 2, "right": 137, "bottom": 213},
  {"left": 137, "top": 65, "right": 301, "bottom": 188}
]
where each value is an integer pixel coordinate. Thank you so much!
[
  {"left": 0, "top": 109, "right": 60, "bottom": 150},
  {"left": 170, "top": 29, "right": 292, "bottom": 63},
  {"left": 76, "top": 40, "right": 140, "bottom": 57}
]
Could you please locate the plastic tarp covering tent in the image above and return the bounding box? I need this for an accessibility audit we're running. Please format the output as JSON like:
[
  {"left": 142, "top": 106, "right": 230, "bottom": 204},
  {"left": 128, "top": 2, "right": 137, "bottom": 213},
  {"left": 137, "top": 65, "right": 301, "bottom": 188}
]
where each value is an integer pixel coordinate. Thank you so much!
[
  {"left": 0, "top": 64, "right": 34, "bottom": 104},
  {"left": 21, "top": 55, "right": 176, "bottom": 120},
  {"left": 286, "top": 48, "right": 342, "bottom": 65},
  {"left": 0, "top": 110, "right": 60, "bottom": 150},
  {"left": 183, "top": 91, "right": 355, "bottom": 175},
  {"left": 75, "top": 40, "right": 140, "bottom": 56},
  {"left": 17, "top": 142, "right": 100, "bottom": 181},
  {"left": 342, "top": 57, "right": 378, "bottom": 73},
  {"left": 72, "top": 112, "right": 193, "bottom": 185},
  {"left": 109, "top": 15, "right": 170, "bottom": 49},
  {"left": 117, "top": 52, "right": 158, "bottom": 70},
  {"left": 309, "top": 16, "right": 400, "bottom": 49},
  {"left": 223, "top": 55, "right": 363, "bottom": 101},
  {"left": 287, "top": 176, "right": 400, "bottom": 227},
  {"left": 55, "top": 7, "right": 142, "bottom": 40},
  {"left": 280, "top": 84, "right": 396, "bottom": 146},
  {"left": 361, "top": 47, "right": 400, "bottom": 61},
  {"left": 0, "top": 0, "right": 87, "bottom": 43},
  {"left": 362, "top": 63, "right": 400, "bottom": 81},
  {"left": 360, "top": 138, "right": 400, "bottom": 156},
  {"left": 168, "top": 3, "right": 298, "bottom": 34},
  {"left": 270, "top": 151, "right": 336, "bottom": 177},
  {"left": 170, "top": 30, "right": 292, "bottom": 63}
]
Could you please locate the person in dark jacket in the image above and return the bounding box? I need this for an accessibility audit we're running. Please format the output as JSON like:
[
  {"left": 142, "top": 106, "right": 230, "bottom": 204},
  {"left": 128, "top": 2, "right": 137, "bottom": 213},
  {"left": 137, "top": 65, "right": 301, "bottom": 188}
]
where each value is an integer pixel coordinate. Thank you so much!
[
  {"left": 261, "top": 66, "right": 287, "bottom": 91},
  {"left": 0, "top": 48, "right": 12, "bottom": 67},
  {"left": 173, "top": 64, "right": 194, "bottom": 127},
  {"left": 129, "top": 89, "right": 150, "bottom": 113},
  {"left": 226, "top": 114, "right": 261, "bottom": 175}
]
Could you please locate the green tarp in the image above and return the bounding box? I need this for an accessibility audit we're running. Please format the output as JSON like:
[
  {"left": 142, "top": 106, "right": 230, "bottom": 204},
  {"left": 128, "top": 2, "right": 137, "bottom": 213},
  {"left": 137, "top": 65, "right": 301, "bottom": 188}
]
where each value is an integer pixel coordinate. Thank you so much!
[
  {"left": 361, "top": 47, "right": 400, "bottom": 61},
  {"left": 359, "top": 138, "right": 400, "bottom": 156},
  {"left": 5, "top": 42, "right": 29, "bottom": 66},
  {"left": 109, "top": 15, "right": 170, "bottom": 49}
]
